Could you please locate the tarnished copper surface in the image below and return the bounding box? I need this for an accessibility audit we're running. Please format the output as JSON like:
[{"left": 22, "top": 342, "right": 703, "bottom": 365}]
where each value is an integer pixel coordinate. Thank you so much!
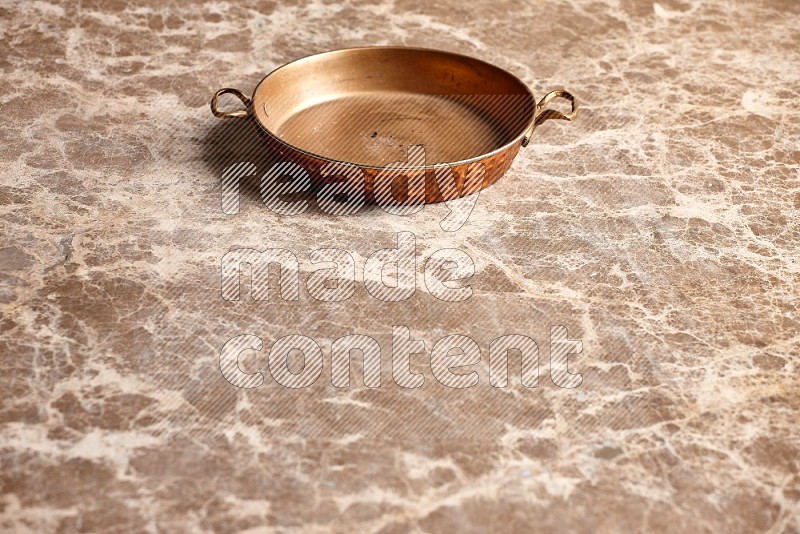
[{"left": 211, "top": 47, "right": 576, "bottom": 202}]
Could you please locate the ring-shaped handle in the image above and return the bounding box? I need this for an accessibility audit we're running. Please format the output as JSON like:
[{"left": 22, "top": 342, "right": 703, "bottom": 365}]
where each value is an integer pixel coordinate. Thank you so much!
[
  {"left": 210, "top": 88, "right": 251, "bottom": 119},
  {"left": 522, "top": 90, "right": 578, "bottom": 147}
]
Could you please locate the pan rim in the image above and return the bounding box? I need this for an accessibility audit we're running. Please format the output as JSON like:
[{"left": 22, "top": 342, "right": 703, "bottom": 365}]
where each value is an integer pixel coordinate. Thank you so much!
[{"left": 248, "top": 45, "right": 537, "bottom": 171}]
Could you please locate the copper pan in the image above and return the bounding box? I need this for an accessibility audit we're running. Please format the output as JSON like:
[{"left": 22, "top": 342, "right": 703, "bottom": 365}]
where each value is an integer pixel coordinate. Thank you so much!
[{"left": 211, "top": 47, "right": 577, "bottom": 205}]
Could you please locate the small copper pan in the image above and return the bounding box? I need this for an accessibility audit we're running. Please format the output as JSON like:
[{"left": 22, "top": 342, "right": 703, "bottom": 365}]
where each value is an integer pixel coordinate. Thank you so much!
[{"left": 211, "top": 47, "right": 577, "bottom": 205}]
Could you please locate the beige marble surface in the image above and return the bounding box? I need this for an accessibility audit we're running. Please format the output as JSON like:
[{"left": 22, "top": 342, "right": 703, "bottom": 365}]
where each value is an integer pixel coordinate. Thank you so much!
[{"left": 1, "top": 0, "right": 799, "bottom": 532}]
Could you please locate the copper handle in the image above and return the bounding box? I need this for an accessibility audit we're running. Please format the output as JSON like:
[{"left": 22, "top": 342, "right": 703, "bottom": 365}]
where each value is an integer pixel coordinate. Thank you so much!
[
  {"left": 210, "top": 88, "right": 251, "bottom": 119},
  {"left": 521, "top": 90, "right": 578, "bottom": 147}
]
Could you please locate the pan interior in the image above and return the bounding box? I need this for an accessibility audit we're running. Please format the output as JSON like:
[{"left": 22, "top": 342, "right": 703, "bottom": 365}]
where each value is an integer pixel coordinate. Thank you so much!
[{"left": 252, "top": 48, "right": 535, "bottom": 167}]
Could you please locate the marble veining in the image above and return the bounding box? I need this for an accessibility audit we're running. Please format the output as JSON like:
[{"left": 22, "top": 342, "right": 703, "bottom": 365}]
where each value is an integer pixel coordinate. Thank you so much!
[{"left": 1, "top": 0, "right": 798, "bottom": 532}]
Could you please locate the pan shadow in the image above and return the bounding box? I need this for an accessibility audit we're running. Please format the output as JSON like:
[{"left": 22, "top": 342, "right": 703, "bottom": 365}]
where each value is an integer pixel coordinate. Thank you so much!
[{"left": 199, "top": 116, "right": 387, "bottom": 218}]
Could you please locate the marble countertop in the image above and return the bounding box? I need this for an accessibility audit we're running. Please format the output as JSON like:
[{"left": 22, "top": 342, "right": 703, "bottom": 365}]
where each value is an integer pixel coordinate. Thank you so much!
[{"left": 1, "top": 0, "right": 798, "bottom": 531}]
